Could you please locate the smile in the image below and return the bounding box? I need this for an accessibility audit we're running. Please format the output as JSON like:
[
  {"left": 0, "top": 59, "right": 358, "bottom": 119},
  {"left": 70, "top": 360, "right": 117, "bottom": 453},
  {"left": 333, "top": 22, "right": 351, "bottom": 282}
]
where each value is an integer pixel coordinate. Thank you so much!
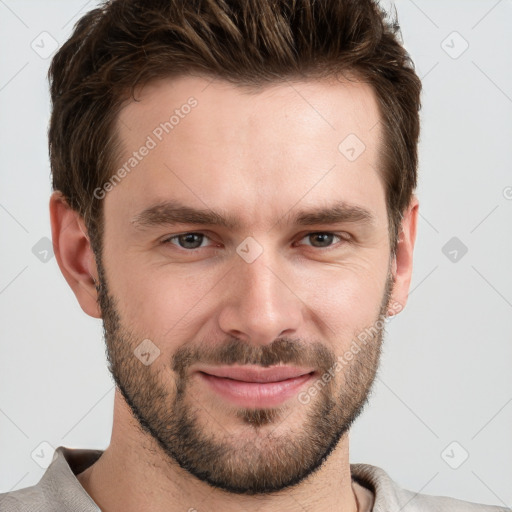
[{"left": 195, "top": 365, "right": 316, "bottom": 408}]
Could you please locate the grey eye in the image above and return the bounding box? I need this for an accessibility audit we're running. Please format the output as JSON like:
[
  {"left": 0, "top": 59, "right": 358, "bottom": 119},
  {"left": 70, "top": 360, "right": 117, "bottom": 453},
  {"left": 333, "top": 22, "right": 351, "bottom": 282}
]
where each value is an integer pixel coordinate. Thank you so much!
[
  {"left": 302, "top": 233, "right": 340, "bottom": 248},
  {"left": 166, "top": 233, "right": 207, "bottom": 249}
]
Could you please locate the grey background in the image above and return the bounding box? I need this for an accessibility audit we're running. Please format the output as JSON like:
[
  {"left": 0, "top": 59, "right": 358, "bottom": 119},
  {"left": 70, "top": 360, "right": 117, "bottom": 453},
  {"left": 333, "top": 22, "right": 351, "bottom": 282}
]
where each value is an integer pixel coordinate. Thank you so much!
[{"left": 0, "top": 0, "right": 511, "bottom": 506}]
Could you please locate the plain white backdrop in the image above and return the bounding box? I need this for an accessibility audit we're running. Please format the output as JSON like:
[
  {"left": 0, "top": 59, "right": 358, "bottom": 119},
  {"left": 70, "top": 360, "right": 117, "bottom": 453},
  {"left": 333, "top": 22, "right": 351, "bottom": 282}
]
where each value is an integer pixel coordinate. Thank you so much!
[{"left": 0, "top": 0, "right": 511, "bottom": 507}]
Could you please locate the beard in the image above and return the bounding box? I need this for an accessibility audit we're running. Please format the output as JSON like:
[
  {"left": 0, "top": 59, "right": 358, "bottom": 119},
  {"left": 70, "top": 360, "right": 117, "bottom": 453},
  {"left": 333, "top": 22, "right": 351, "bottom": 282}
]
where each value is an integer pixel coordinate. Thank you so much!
[{"left": 95, "top": 259, "right": 394, "bottom": 495}]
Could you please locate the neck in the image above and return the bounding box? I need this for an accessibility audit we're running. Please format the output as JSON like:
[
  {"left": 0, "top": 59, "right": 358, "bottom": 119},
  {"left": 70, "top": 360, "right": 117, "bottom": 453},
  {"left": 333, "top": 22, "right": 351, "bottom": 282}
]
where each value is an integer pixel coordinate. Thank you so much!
[{"left": 77, "top": 390, "right": 358, "bottom": 512}]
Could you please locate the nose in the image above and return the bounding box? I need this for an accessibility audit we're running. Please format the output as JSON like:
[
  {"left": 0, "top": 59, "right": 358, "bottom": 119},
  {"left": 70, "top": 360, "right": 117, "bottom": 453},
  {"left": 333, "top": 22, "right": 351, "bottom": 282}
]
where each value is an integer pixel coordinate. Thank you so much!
[{"left": 217, "top": 247, "right": 303, "bottom": 346}]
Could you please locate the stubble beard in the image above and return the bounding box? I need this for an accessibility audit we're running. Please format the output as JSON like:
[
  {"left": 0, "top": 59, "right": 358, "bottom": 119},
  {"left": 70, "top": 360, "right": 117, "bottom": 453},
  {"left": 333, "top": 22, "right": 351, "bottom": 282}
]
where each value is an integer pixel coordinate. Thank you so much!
[{"left": 95, "top": 258, "right": 394, "bottom": 495}]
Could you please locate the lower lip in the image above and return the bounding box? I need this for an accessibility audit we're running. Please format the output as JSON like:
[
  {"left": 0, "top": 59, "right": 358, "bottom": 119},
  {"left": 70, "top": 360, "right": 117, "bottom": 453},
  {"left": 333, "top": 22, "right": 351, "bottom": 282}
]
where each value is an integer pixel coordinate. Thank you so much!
[{"left": 198, "top": 372, "right": 315, "bottom": 408}]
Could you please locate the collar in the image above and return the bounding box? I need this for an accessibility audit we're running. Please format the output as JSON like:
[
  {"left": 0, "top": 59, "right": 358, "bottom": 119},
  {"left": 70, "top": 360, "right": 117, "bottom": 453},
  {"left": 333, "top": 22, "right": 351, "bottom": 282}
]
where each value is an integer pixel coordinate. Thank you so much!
[{"left": 49, "top": 446, "right": 402, "bottom": 511}]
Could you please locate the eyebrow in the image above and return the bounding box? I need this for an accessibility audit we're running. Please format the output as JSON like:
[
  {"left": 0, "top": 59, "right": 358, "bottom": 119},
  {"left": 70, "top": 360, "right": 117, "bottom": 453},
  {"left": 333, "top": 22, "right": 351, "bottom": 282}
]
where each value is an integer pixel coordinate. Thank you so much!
[{"left": 130, "top": 199, "right": 376, "bottom": 231}]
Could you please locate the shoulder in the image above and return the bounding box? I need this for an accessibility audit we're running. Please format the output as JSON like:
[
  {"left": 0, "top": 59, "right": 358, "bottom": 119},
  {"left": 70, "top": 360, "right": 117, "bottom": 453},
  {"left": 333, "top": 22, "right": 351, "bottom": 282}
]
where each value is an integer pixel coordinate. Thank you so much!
[
  {"left": 0, "top": 484, "right": 50, "bottom": 512},
  {"left": 398, "top": 486, "right": 509, "bottom": 512},
  {"left": 0, "top": 446, "right": 102, "bottom": 512},
  {"left": 350, "top": 462, "right": 509, "bottom": 512}
]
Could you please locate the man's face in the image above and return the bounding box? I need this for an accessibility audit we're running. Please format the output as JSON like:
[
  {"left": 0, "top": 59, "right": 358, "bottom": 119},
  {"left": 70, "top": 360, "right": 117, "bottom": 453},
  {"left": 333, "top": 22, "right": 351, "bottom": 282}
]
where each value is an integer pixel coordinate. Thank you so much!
[{"left": 96, "top": 75, "right": 395, "bottom": 494}]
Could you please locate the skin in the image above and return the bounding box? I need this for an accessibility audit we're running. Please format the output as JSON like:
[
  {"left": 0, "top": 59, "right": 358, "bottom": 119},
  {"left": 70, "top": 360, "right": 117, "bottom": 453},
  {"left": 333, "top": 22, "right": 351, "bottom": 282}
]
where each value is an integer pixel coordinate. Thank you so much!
[{"left": 50, "top": 75, "right": 418, "bottom": 512}]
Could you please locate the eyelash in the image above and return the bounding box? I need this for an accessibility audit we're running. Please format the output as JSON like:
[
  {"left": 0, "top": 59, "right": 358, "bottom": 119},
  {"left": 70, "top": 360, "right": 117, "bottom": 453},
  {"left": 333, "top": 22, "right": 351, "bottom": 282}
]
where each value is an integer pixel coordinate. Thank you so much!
[{"left": 160, "top": 231, "right": 351, "bottom": 252}]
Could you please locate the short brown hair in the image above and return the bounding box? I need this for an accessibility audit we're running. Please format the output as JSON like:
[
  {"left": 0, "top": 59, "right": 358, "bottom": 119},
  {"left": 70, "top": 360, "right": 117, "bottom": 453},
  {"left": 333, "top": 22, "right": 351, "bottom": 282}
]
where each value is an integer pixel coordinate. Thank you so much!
[{"left": 48, "top": 0, "right": 421, "bottom": 259}]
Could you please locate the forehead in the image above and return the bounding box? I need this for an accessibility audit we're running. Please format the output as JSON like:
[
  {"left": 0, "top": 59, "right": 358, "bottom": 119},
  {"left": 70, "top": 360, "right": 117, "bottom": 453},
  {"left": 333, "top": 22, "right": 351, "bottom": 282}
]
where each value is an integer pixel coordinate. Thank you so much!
[
  {"left": 106, "top": 74, "right": 386, "bottom": 232},
  {"left": 119, "top": 74, "right": 382, "bottom": 144}
]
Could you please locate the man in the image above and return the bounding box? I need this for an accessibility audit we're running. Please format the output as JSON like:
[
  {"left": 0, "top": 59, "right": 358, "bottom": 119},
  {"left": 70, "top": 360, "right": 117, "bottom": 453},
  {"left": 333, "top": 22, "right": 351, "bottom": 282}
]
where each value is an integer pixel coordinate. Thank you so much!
[{"left": 0, "top": 0, "right": 507, "bottom": 511}]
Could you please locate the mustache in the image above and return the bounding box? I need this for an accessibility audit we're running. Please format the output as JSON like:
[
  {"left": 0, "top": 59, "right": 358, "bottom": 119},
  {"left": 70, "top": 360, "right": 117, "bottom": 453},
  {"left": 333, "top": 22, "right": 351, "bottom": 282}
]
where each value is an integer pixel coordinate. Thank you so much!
[{"left": 171, "top": 337, "right": 336, "bottom": 376}]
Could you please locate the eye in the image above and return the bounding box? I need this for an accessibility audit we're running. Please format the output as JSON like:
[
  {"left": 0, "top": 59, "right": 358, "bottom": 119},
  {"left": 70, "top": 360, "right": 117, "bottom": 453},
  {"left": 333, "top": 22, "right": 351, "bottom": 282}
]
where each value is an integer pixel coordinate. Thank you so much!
[
  {"left": 296, "top": 232, "right": 350, "bottom": 249},
  {"left": 160, "top": 231, "right": 351, "bottom": 252},
  {"left": 161, "top": 232, "right": 215, "bottom": 250}
]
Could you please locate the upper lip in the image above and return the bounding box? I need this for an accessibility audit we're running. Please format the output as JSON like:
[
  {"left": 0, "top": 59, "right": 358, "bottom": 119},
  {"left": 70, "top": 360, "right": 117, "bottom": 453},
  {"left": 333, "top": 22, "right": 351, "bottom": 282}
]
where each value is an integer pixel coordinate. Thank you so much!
[{"left": 196, "top": 365, "right": 315, "bottom": 383}]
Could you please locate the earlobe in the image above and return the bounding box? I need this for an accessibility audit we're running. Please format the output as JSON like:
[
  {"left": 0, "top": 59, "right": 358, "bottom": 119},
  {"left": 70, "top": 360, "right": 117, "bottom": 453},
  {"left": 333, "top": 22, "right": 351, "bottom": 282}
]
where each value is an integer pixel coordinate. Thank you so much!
[
  {"left": 387, "top": 195, "right": 419, "bottom": 317},
  {"left": 49, "top": 191, "right": 102, "bottom": 319}
]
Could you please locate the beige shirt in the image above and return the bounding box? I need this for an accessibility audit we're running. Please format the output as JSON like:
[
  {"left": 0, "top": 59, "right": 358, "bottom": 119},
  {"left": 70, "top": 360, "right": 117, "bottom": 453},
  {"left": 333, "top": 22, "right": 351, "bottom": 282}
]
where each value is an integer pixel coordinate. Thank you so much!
[{"left": 0, "top": 446, "right": 508, "bottom": 511}]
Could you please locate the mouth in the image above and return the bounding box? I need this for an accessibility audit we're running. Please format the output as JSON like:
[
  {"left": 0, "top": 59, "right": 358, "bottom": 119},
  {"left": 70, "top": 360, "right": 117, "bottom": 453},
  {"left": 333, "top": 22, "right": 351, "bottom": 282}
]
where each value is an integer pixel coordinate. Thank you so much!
[{"left": 194, "top": 365, "right": 316, "bottom": 408}]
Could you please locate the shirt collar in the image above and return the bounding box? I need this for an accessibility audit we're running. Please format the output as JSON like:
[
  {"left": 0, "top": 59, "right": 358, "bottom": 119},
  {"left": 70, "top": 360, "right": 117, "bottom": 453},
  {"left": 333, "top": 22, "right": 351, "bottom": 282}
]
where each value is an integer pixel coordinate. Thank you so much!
[{"left": 49, "top": 445, "right": 403, "bottom": 511}]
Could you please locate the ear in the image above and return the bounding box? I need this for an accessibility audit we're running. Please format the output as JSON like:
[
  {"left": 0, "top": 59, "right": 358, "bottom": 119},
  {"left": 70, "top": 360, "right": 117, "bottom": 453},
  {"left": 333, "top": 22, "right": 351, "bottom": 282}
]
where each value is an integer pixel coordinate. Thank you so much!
[
  {"left": 387, "top": 195, "right": 419, "bottom": 317},
  {"left": 49, "top": 191, "right": 102, "bottom": 318}
]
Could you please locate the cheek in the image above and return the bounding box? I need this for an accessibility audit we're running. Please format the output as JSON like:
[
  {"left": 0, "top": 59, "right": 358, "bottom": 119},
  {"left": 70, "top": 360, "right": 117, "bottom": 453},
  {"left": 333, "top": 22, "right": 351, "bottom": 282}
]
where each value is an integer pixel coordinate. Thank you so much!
[
  {"left": 109, "top": 258, "right": 222, "bottom": 337},
  {"left": 294, "top": 255, "right": 388, "bottom": 340}
]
